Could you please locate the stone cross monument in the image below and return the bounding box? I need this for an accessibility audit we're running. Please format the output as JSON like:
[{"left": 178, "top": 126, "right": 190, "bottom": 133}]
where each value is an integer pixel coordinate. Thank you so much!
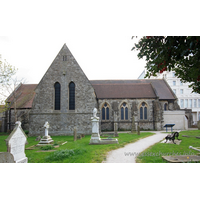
[
  {"left": 37, "top": 121, "right": 54, "bottom": 146},
  {"left": 44, "top": 121, "right": 50, "bottom": 136}
]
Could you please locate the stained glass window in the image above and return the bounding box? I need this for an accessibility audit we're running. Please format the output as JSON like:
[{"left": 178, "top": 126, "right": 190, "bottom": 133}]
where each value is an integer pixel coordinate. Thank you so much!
[
  {"left": 140, "top": 102, "right": 147, "bottom": 120},
  {"left": 140, "top": 107, "right": 143, "bottom": 119},
  {"left": 144, "top": 107, "right": 147, "bottom": 119},
  {"left": 102, "top": 103, "right": 109, "bottom": 120},
  {"left": 106, "top": 107, "right": 109, "bottom": 120},
  {"left": 121, "top": 107, "right": 124, "bottom": 120},
  {"left": 102, "top": 107, "right": 105, "bottom": 120},
  {"left": 125, "top": 107, "right": 128, "bottom": 120},
  {"left": 164, "top": 103, "right": 168, "bottom": 111},
  {"left": 69, "top": 82, "right": 75, "bottom": 110},
  {"left": 54, "top": 82, "right": 61, "bottom": 110},
  {"left": 121, "top": 103, "right": 128, "bottom": 120}
]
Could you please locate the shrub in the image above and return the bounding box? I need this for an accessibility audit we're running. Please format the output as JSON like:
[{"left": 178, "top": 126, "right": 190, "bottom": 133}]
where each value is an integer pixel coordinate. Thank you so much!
[
  {"left": 40, "top": 145, "right": 54, "bottom": 150},
  {"left": 45, "top": 148, "right": 87, "bottom": 162}
]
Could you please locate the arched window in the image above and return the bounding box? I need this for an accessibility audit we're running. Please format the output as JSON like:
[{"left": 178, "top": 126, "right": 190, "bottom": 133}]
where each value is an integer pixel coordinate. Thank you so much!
[
  {"left": 102, "top": 103, "right": 109, "bottom": 120},
  {"left": 54, "top": 82, "right": 61, "bottom": 110},
  {"left": 69, "top": 82, "right": 75, "bottom": 110},
  {"left": 121, "top": 102, "right": 128, "bottom": 120},
  {"left": 140, "top": 102, "right": 147, "bottom": 120},
  {"left": 164, "top": 103, "right": 168, "bottom": 111}
]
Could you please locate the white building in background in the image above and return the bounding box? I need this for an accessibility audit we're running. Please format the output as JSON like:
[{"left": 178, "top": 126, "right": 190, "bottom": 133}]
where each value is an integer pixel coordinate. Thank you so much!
[{"left": 142, "top": 70, "right": 200, "bottom": 124}]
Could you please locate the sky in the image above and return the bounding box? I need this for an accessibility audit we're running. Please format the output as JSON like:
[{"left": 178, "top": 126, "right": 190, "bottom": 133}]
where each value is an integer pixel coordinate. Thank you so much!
[
  {"left": 0, "top": 1, "right": 148, "bottom": 85},
  {"left": 1, "top": 0, "right": 198, "bottom": 86}
]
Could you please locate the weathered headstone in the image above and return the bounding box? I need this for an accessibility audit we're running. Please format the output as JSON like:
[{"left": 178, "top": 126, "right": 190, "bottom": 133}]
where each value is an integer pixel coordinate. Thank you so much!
[
  {"left": 35, "top": 136, "right": 41, "bottom": 141},
  {"left": 137, "top": 125, "right": 140, "bottom": 135},
  {"left": 114, "top": 122, "right": 118, "bottom": 137},
  {"left": 74, "top": 127, "right": 77, "bottom": 141},
  {"left": 114, "top": 112, "right": 118, "bottom": 137},
  {"left": 197, "top": 121, "right": 200, "bottom": 130},
  {"left": 0, "top": 152, "right": 15, "bottom": 163},
  {"left": 5, "top": 121, "right": 28, "bottom": 163},
  {"left": 131, "top": 116, "right": 136, "bottom": 133},
  {"left": 89, "top": 108, "right": 101, "bottom": 144},
  {"left": 90, "top": 108, "right": 118, "bottom": 144},
  {"left": 37, "top": 122, "right": 54, "bottom": 145}
]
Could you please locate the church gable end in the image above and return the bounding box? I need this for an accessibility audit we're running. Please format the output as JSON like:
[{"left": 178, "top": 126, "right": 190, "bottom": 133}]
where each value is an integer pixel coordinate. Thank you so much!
[{"left": 29, "top": 44, "right": 97, "bottom": 136}]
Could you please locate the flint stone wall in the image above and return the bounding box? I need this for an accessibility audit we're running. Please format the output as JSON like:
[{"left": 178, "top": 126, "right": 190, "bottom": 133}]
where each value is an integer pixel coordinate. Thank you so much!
[
  {"left": 29, "top": 44, "right": 97, "bottom": 136},
  {"left": 98, "top": 99, "right": 164, "bottom": 131}
]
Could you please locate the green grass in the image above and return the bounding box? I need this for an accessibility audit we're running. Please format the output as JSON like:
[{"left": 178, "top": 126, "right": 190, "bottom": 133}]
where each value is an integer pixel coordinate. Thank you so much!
[
  {"left": 0, "top": 132, "right": 154, "bottom": 163},
  {"left": 136, "top": 130, "right": 200, "bottom": 163}
]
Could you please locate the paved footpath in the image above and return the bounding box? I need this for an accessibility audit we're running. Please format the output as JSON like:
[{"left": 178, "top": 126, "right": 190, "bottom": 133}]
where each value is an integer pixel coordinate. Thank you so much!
[{"left": 104, "top": 131, "right": 168, "bottom": 163}]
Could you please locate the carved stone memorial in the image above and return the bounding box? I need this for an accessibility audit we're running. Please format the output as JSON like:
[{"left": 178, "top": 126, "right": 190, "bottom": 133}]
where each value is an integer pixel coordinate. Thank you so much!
[
  {"left": 89, "top": 108, "right": 101, "bottom": 144},
  {"left": 90, "top": 108, "right": 118, "bottom": 144},
  {"left": 137, "top": 125, "right": 140, "bottom": 135},
  {"left": 114, "top": 112, "right": 118, "bottom": 137},
  {"left": 74, "top": 127, "right": 77, "bottom": 141},
  {"left": 37, "top": 122, "right": 54, "bottom": 146},
  {"left": 5, "top": 121, "right": 28, "bottom": 163},
  {"left": 131, "top": 116, "right": 137, "bottom": 133}
]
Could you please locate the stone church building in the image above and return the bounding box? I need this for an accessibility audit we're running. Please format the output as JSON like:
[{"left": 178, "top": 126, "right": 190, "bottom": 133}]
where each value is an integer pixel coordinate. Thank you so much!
[{"left": 2, "top": 44, "right": 182, "bottom": 135}]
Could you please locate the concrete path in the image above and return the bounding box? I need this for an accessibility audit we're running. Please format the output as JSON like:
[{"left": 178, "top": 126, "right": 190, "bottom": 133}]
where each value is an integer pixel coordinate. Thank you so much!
[{"left": 104, "top": 131, "right": 168, "bottom": 163}]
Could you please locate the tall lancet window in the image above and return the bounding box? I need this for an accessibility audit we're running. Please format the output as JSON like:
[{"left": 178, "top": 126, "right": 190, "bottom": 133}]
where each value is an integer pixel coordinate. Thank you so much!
[
  {"left": 121, "top": 102, "right": 128, "bottom": 120},
  {"left": 69, "top": 82, "right": 75, "bottom": 110},
  {"left": 102, "top": 103, "right": 109, "bottom": 120},
  {"left": 140, "top": 102, "right": 148, "bottom": 120},
  {"left": 54, "top": 82, "right": 61, "bottom": 110}
]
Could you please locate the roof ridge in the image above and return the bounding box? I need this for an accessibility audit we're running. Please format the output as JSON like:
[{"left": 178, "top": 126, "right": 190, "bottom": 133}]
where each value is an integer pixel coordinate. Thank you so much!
[{"left": 91, "top": 83, "right": 151, "bottom": 85}]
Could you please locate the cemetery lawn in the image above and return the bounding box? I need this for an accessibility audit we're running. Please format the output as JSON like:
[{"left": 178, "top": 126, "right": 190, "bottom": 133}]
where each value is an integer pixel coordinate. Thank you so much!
[
  {"left": 0, "top": 132, "right": 154, "bottom": 163},
  {"left": 136, "top": 130, "right": 200, "bottom": 163}
]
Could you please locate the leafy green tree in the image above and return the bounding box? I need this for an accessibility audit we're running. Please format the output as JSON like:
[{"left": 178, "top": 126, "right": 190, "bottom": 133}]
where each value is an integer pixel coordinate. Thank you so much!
[
  {"left": 132, "top": 36, "right": 200, "bottom": 93},
  {"left": 0, "top": 55, "right": 17, "bottom": 107},
  {"left": 0, "top": 55, "right": 17, "bottom": 86}
]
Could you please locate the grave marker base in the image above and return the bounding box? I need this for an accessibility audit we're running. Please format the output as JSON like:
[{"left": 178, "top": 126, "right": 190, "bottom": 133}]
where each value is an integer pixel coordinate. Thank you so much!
[{"left": 37, "top": 135, "right": 54, "bottom": 146}]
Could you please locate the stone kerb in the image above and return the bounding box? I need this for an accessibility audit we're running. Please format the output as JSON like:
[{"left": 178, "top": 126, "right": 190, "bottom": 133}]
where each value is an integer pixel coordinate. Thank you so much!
[{"left": 5, "top": 121, "right": 28, "bottom": 163}]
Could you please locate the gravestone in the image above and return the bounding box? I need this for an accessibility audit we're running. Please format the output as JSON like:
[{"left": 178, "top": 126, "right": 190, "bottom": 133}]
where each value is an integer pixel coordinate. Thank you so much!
[
  {"left": 35, "top": 136, "right": 41, "bottom": 141},
  {"left": 131, "top": 116, "right": 136, "bottom": 133},
  {"left": 89, "top": 108, "right": 101, "bottom": 144},
  {"left": 114, "top": 112, "right": 118, "bottom": 137},
  {"left": 114, "top": 123, "right": 118, "bottom": 137},
  {"left": 5, "top": 121, "right": 28, "bottom": 163},
  {"left": 37, "top": 122, "right": 54, "bottom": 145},
  {"left": 74, "top": 127, "right": 77, "bottom": 141},
  {"left": 137, "top": 125, "right": 140, "bottom": 135},
  {"left": 0, "top": 152, "right": 15, "bottom": 163},
  {"left": 197, "top": 121, "right": 200, "bottom": 130},
  {"left": 90, "top": 108, "right": 118, "bottom": 144}
]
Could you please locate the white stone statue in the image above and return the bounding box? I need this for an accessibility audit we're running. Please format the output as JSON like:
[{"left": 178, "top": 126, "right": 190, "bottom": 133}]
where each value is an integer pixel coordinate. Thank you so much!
[
  {"left": 44, "top": 121, "right": 50, "bottom": 136},
  {"left": 93, "top": 108, "right": 98, "bottom": 118}
]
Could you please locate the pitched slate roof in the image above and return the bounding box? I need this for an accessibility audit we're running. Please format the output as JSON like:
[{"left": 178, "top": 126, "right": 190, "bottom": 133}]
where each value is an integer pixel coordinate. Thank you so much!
[
  {"left": 7, "top": 84, "right": 37, "bottom": 109},
  {"left": 90, "top": 79, "right": 176, "bottom": 100},
  {"left": 91, "top": 83, "right": 157, "bottom": 99},
  {"left": 5, "top": 79, "right": 175, "bottom": 110}
]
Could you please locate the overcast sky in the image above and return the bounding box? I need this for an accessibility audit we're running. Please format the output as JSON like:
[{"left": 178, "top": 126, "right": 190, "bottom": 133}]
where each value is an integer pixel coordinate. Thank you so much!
[
  {"left": 1, "top": 0, "right": 197, "bottom": 86},
  {"left": 0, "top": 1, "right": 146, "bottom": 84}
]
